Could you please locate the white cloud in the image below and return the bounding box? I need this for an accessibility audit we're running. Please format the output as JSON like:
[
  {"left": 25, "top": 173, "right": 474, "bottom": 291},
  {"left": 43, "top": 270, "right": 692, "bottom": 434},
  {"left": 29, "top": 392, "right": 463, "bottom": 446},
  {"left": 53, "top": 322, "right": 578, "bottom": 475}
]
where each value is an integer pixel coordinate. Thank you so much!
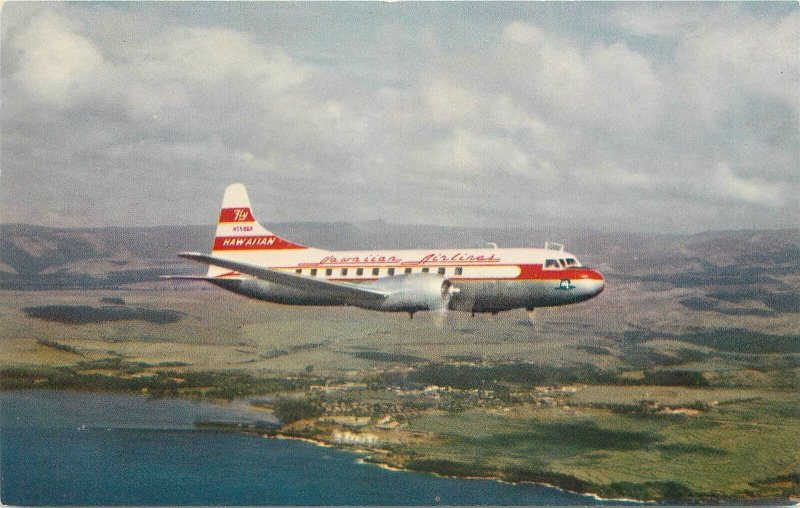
[
  {"left": 2, "top": 3, "right": 797, "bottom": 232},
  {"left": 498, "top": 21, "right": 664, "bottom": 132},
  {"left": 422, "top": 79, "right": 483, "bottom": 126},
  {"left": 424, "top": 128, "right": 530, "bottom": 176},
  {"left": 9, "top": 10, "right": 106, "bottom": 108},
  {"left": 710, "top": 163, "right": 784, "bottom": 208},
  {"left": 611, "top": 3, "right": 713, "bottom": 38},
  {"left": 133, "top": 27, "right": 311, "bottom": 93},
  {"left": 672, "top": 9, "right": 800, "bottom": 123}
]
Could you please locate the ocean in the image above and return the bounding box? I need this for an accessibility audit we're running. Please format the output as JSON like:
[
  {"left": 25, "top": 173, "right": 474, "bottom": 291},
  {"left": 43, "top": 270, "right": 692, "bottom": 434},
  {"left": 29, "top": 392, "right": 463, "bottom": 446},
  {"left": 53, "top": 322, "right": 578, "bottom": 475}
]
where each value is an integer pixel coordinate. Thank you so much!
[{"left": 0, "top": 390, "right": 627, "bottom": 505}]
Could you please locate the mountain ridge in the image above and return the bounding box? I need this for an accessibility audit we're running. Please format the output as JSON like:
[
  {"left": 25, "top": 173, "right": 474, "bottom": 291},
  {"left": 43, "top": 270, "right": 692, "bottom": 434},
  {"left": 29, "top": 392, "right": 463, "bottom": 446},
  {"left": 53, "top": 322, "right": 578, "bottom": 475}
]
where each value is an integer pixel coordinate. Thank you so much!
[{"left": 2, "top": 224, "right": 798, "bottom": 292}]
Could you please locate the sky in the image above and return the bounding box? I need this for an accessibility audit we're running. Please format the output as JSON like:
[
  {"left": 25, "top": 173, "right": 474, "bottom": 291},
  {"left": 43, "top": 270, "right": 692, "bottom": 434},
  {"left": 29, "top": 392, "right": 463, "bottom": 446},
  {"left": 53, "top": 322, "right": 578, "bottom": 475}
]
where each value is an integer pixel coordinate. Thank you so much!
[{"left": 1, "top": 2, "right": 798, "bottom": 233}]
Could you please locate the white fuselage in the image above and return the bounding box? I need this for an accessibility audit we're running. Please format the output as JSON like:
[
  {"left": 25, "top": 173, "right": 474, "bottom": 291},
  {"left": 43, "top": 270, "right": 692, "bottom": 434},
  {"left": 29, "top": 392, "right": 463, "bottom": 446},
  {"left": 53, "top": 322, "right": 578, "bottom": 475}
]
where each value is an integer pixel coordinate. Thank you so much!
[{"left": 208, "top": 245, "right": 605, "bottom": 313}]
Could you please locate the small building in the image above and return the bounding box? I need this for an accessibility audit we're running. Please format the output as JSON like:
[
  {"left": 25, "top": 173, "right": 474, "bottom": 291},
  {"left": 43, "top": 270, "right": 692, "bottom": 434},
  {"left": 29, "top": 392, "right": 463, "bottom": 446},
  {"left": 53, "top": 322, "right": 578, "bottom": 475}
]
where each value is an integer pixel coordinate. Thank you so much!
[{"left": 332, "top": 430, "right": 379, "bottom": 446}]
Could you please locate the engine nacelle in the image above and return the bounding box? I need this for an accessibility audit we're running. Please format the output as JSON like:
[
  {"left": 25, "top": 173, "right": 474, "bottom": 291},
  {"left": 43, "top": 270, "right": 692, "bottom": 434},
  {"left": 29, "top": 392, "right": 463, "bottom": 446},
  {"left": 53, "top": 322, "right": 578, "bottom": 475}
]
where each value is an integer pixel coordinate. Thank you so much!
[{"left": 361, "top": 273, "right": 454, "bottom": 313}]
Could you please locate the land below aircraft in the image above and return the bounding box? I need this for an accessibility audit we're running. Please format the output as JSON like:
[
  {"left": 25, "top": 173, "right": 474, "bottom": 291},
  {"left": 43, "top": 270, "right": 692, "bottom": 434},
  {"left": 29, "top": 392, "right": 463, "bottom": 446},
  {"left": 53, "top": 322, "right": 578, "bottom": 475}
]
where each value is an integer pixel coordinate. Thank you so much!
[{"left": 169, "top": 184, "right": 605, "bottom": 319}]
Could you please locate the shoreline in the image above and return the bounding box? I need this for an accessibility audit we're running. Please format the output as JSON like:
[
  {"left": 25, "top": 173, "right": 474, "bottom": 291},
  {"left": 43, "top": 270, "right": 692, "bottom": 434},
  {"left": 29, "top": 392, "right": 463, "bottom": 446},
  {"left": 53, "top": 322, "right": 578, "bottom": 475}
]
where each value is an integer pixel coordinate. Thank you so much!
[
  {"left": 367, "top": 458, "right": 650, "bottom": 505},
  {"left": 3, "top": 386, "right": 625, "bottom": 502},
  {"left": 253, "top": 428, "right": 796, "bottom": 505},
  {"left": 3, "top": 387, "right": 797, "bottom": 504},
  {"left": 354, "top": 457, "right": 642, "bottom": 503},
  {"left": 270, "top": 431, "right": 650, "bottom": 504}
]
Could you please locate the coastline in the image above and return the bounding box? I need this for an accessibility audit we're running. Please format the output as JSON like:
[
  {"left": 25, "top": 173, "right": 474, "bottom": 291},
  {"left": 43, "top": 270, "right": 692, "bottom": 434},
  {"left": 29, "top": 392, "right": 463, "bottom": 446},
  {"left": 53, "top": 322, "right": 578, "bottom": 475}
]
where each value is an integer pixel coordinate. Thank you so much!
[
  {"left": 373, "top": 459, "right": 650, "bottom": 505},
  {"left": 5, "top": 389, "right": 612, "bottom": 506},
  {"left": 353, "top": 457, "right": 649, "bottom": 504},
  {"left": 180, "top": 396, "right": 637, "bottom": 502},
  {"left": 271, "top": 434, "right": 334, "bottom": 448},
  {"left": 164, "top": 401, "right": 646, "bottom": 507},
  {"left": 3, "top": 387, "right": 798, "bottom": 504},
  {"left": 258, "top": 429, "right": 796, "bottom": 505},
  {"left": 268, "top": 431, "right": 650, "bottom": 504}
]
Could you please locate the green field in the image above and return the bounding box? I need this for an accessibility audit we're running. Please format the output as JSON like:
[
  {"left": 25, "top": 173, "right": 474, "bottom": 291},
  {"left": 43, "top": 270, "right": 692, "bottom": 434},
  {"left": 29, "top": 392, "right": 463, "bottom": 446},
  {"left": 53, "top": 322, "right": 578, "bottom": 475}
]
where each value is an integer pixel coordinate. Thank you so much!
[
  {"left": 396, "top": 396, "right": 799, "bottom": 500},
  {"left": 1, "top": 280, "right": 799, "bottom": 502}
]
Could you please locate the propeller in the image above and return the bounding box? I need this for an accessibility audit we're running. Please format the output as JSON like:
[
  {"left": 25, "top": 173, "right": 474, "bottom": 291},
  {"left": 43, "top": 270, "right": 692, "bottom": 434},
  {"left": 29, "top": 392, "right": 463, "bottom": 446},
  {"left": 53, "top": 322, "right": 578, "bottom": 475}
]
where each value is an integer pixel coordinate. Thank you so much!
[
  {"left": 433, "top": 280, "right": 460, "bottom": 328},
  {"left": 526, "top": 308, "right": 536, "bottom": 326}
]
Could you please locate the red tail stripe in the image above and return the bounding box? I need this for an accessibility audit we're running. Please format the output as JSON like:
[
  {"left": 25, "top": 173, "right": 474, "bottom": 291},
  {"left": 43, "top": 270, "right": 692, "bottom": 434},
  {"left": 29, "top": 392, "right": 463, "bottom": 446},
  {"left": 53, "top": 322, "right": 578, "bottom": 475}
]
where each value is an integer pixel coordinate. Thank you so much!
[
  {"left": 213, "top": 236, "right": 308, "bottom": 251},
  {"left": 218, "top": 208, "right": 254, "bottom": 223}
]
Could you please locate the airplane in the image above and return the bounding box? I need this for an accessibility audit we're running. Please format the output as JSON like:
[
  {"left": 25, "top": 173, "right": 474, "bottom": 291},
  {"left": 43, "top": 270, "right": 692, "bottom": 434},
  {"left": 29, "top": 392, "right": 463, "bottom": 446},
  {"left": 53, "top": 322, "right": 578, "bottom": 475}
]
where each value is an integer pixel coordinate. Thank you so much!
[{"left": 169, "top": 184, "right": 605, "bottom": 320}]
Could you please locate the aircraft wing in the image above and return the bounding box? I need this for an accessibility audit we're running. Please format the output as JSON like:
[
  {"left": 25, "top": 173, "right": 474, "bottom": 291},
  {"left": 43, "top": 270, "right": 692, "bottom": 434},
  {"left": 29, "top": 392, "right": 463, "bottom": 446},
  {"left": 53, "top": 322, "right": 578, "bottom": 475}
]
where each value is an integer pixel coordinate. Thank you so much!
[
  {"left": 160, "top": 275, "right": 219, "bottom": 281},
  {"left": 178, "top": 252, "right": 389, "bottom": 304}
]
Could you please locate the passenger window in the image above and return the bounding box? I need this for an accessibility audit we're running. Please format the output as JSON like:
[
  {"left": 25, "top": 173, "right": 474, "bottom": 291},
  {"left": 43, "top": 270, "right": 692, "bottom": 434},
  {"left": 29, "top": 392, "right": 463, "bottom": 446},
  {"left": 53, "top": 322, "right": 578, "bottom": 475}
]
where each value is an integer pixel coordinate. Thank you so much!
[
  {"left": 295, "top": 269, "right": 302, "bottom": 274},
  {"left": 310, "top": 268, "right": 317, "bottom": 276},
  {"left": 421, "top": 267, "right": 430, "bottom": 273},
  {"left": 565, "top": 258, "right": 577, "bottom": 267},
  {"left": 372, "top": 267, "right": 380, "bottom": 276},
  {"left": 387, "top": 267, "right": 395, "bottom": 276},
  {"left": 455, "top": 267, "right": 463, "bottom": 276},
  {"left": 341, "top": 268, "right": 348, "bottom": 276},
  {"left": 325, "top": 268, "right": 333, "bottom": 276},
  {"left": 437, "top": 267, "right": 446, "bottom": 275},
  {"left": 545, "top": 259, "right": 559, "bottom": 269},
  {"left": 404, "top": 267, "right": 412, "bottom": 274},
  {"left": 559, "top": 259, "right": 566, "bottom": 267},
  {"left": 356, "top": 268, "right": 364, "bottom": 276}
]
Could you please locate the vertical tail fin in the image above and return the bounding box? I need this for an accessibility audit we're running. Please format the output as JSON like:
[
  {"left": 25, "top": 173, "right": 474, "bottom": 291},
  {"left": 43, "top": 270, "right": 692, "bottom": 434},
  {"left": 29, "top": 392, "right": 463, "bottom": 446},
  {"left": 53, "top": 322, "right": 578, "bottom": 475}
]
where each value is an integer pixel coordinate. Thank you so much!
[{"left": 208, "top": 184, "right": 308, "bottom": 277}]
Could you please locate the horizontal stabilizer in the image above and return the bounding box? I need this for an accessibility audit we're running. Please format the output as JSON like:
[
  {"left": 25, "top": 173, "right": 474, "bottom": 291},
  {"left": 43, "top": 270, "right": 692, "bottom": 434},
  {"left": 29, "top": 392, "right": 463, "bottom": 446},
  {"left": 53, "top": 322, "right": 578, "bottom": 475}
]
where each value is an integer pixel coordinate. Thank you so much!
[{"left": 178, "top": 252, "right": 388, "bottom": 304}]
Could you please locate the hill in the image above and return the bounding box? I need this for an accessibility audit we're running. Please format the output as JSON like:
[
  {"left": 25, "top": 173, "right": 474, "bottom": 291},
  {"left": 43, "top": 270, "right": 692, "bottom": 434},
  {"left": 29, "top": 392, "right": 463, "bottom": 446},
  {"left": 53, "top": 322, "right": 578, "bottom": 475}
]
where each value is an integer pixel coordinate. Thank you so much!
[{"left": 2, "top": 224, "right": 798, "bottom": 318}]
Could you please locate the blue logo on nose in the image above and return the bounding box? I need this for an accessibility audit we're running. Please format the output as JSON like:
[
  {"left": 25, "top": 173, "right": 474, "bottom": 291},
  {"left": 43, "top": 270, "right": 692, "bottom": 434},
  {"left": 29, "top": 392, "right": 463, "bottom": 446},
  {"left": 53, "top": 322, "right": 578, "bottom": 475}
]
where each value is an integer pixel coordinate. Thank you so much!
[{"left": 556, "top": 279, "right": 575, "bottom": 290}]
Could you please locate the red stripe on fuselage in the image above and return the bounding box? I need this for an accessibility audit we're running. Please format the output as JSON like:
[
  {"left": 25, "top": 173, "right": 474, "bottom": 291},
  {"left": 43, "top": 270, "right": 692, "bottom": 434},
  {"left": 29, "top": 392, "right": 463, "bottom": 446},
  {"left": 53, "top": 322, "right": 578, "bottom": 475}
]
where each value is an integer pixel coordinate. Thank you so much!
[
  {"left": 213, "top": 236, "right": 308, "bottom": 250},
  {"left": 517, "top": 264, "right": 603, "bottom": 281}
]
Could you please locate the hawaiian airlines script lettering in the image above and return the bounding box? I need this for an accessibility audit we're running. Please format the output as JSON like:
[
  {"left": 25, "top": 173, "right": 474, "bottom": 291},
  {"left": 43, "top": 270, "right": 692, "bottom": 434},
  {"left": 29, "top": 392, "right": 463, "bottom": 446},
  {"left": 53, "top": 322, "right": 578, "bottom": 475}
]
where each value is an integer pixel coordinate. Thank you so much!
[
  {"left": 417, "top": 253, "right": 500, "bottom": 264},
  {"left": 316, "top": 253, "right": 500, "bottom": 266},
  {"left": 319, "top": 255, "right": 402, "bottom": 265}
]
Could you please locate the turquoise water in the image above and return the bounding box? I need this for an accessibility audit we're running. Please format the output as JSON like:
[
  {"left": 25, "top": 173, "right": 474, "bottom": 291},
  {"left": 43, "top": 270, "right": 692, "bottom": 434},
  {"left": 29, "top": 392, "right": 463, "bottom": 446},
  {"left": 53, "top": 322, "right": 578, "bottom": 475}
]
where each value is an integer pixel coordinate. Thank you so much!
[{"left": 1, "top": 390, "right": 625, "bottom": 505}]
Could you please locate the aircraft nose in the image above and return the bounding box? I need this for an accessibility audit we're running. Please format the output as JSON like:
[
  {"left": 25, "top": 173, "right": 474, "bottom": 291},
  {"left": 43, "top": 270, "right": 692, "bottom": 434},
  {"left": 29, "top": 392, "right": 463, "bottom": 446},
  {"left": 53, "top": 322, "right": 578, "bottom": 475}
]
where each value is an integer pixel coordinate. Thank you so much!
[
  {"left": 592, "top": 271, "right": 605, "bottom": 295},
  {"left": 584, "top": 269, "right": 605, "bottom": 296}
]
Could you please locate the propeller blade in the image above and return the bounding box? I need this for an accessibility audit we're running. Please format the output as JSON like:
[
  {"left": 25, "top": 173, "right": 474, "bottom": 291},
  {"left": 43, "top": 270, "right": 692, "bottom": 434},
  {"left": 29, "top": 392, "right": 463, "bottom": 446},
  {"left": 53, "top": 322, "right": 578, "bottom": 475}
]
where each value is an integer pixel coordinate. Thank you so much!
[
  {"left": 433, "top": 281, "right": 459, "bottom": 329},
  {"left": 526, "top": 308, "right": 536, "bottom": 327}
]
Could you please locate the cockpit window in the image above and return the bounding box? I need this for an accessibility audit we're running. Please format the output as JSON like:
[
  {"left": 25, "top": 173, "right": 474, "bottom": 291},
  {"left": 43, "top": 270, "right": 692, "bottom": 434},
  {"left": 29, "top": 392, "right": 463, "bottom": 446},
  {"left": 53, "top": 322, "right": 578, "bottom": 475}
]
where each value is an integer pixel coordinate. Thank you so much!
[
  {"left": 544, "top": 259, "right": 559, "bottom": 269},
  {"left": 565, "top": 258, "right": 578, "bottom": 267},
  {"left": 558, "top": 259, "right": 567, "bottom": 267}
]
